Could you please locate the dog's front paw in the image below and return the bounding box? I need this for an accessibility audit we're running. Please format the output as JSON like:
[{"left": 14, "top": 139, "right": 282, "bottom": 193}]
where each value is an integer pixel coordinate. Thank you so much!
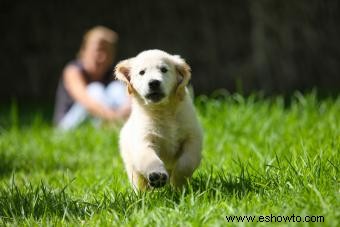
[{"left": 148, "top": 172, "right": 168, "bottom": 188}]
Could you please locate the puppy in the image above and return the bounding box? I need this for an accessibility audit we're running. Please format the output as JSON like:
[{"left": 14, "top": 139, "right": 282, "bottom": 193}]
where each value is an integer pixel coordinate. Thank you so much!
[{"left": 115, "top": 49, "right": 203, "bottom": 190}]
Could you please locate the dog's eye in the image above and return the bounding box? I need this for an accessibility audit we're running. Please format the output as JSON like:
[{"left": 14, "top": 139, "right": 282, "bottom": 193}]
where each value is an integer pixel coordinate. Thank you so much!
[
  {"left": 139, "top": 70, "right": 145, "bottom": 76},
  {"left": 160, "top": 67, "right": 168, "bottom": 73}
]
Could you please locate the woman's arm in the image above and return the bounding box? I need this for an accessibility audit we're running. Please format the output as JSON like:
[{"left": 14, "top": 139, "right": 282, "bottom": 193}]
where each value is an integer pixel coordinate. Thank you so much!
[{"left": 63, "top": 65, "right": 121, "bottom": 120}]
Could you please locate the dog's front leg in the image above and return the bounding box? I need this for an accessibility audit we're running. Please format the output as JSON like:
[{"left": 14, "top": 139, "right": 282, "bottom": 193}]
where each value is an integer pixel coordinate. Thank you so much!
[
  {"left": 171, "top": 137, "right": 202, "bottom": 187},
  {"left": 134, "top": 147, "right": 168, "bottom": 188}
]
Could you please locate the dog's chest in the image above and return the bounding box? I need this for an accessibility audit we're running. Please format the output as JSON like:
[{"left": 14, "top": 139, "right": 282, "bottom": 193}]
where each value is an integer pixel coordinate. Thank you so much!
[{"left": 147, "top": 119, "right": 184, "bottom": 166}]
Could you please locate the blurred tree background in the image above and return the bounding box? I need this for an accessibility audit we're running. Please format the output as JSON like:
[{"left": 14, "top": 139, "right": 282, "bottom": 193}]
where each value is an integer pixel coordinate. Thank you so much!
[{"left": 0, "top": 0, "right": 339, "bottom": 102}]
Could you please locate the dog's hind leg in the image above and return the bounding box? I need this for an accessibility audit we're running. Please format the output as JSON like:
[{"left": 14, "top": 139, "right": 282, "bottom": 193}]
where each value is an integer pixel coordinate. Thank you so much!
[{"left": 170, "top": 138, "right": 202, "bottom": 187}]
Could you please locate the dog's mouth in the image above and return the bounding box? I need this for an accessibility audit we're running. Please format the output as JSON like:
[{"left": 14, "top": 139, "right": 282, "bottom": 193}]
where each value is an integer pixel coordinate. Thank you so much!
[{"left": 145, "top": 92, "right": 165, "bottom": 103}]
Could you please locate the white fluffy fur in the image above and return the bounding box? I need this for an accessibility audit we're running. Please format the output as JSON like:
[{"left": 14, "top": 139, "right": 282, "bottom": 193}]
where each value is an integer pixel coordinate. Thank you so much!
[{"left": 115, "top": 49, "right": 203, "bottom": 190}]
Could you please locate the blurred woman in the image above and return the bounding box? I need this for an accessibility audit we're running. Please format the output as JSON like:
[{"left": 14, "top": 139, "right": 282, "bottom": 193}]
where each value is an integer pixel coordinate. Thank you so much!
[{"left": 53, "top": 26, "right": 130, "bottom": 130}]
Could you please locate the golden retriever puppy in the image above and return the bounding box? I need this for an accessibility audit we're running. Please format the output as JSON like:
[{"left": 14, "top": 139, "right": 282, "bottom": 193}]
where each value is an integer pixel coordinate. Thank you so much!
[{"left": 115, "top": 49, "right": 203, "bottom": 190}]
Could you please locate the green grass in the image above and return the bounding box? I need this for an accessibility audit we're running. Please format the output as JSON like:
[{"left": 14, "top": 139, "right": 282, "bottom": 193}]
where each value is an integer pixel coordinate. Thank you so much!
[{"left": 0, "top": 92, "right": 339, "bottom": 226}]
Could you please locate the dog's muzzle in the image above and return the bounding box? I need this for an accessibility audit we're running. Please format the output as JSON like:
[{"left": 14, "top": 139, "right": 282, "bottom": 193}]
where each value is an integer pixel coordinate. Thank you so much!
[{"left": 145, "top": 80, "right": 165, "bottom": 103}]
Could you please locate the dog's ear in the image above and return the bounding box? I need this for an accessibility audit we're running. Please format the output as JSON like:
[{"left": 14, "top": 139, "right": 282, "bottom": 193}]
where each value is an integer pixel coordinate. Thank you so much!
[
  {"left": 171, "top": 55, "right": 191, "bottom": 99},
  {"left": 115, "top": 59, "right": 134, "bottom": 94}
]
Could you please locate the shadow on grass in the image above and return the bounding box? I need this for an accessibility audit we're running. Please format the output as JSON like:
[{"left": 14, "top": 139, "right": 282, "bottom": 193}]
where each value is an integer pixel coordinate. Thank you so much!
[
  {"left": 190, "top": 169, "right": 258, "bottom": 198},
  {"left": 0, "top": 168, "right": 260, "bottom": 223},
  {"left": 0, "top": 180, "right": 142, "bottom": 223},
  {"left": 0, "top": 180, "right": 93, "bottom": 223}
]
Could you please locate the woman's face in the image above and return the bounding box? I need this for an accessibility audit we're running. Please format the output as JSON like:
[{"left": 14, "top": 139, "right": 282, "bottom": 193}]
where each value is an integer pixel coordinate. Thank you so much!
[{"left": 82, "top": 38, "right": 115, "bottom": 79}]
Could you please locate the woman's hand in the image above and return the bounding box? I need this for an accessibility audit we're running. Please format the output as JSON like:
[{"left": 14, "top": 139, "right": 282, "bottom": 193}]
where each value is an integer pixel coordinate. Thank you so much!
[{"left": 104, "top": 106, "right": 130, "bottom": 121}]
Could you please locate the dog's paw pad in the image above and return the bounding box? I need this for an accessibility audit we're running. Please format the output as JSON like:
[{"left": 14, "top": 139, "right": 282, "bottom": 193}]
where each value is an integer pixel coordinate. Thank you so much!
[{"left": 148, "top": 172, "right": 168, "bottom": 188}]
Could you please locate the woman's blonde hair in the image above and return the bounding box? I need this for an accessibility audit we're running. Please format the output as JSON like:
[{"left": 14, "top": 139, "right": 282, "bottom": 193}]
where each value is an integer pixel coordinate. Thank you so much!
[{"left": 77, "top": 26, "right": 118, "bottom": 58}]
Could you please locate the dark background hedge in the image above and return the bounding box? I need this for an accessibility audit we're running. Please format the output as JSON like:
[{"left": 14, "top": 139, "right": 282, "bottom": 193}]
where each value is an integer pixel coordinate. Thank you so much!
[{"left": 1, "top": 0, "right": 339, "bottom": 102}]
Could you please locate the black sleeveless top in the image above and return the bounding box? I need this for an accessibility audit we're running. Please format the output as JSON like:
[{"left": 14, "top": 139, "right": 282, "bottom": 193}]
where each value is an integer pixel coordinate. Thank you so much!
[{"left": 53, "top": 60, "right": 114, "bottom": 125}]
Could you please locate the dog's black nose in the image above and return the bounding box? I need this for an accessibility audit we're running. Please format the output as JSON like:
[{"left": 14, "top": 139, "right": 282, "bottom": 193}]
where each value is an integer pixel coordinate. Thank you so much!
[{"left": 148, "top": 80, "right": 161, "bottom": 90}]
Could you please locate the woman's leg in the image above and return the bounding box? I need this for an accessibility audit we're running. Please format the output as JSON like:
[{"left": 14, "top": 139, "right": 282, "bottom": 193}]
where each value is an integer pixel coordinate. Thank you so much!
[
  {"left": 58, "top": 82, "right": 107, "bottom": 130},
  {"left": 105, "top": 81, "right": 128, "bottom": 109}
]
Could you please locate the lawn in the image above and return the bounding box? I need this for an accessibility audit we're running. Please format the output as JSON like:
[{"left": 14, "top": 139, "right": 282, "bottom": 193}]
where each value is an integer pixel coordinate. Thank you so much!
[{"left": 0, "top": 92, "right": 339, "bottom": 226}]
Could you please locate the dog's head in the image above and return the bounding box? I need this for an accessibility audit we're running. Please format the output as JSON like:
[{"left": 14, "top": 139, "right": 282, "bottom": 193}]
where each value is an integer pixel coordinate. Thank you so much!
[{"left": 115, "top": 49, "right": 191, "bottom": 105}]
